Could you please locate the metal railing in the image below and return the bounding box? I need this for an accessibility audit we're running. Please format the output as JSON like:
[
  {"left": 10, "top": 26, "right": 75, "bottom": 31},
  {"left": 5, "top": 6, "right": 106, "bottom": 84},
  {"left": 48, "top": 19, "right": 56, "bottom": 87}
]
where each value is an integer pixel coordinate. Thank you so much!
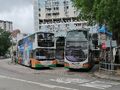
[{"left": 99, "top": 62, "right": 120, "bottom": 75}]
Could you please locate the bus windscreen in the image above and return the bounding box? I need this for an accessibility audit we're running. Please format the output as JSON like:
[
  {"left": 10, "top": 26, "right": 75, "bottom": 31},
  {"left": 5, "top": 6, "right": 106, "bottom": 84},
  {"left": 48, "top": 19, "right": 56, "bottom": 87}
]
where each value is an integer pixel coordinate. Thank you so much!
[
  {"left": 65, "top": 30, "right": 88, "bottom": 62},
  {"left": 37, "top": 33, "right": 54, "bottom": 47},
  {"left": 36, "top": 49, "right": 55, "bottom": 60},
  {"left": 66, "top": 30, "right": 88, "bottom": 41}
]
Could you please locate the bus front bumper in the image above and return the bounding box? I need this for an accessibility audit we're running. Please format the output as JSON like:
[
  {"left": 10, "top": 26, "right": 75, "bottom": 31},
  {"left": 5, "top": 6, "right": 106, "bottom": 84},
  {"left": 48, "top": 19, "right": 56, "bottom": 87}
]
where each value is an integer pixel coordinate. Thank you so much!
[{"left": 64, "top": 62, "right": 91, "bottom": 69}]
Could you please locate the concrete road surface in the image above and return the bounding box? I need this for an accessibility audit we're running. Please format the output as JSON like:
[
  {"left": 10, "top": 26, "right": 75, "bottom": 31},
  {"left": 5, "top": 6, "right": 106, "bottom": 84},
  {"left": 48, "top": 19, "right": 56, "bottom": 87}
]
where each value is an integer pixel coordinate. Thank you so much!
[{"left": 0, "top": 58, "right": 120, "bottom": 90}]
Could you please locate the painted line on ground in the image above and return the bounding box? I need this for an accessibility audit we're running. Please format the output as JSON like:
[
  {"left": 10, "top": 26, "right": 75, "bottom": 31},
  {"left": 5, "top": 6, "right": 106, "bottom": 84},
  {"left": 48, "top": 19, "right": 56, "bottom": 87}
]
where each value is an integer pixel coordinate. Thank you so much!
[
  {"left": 50, "top": 78, "right": 91, "bottom": 84},
  {"left": 80, "top": 80, "right": 120, "bottom": 89},
  {"left": 0, "top": 75, "right": 78, "bottom": 90},
  {"left": 50, "top": 77, "right": 120, "bottom": 90}
]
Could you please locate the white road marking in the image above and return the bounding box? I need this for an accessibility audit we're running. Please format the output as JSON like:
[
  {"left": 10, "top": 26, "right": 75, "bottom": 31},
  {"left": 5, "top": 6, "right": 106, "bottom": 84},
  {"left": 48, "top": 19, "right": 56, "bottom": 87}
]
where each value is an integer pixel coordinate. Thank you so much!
[
  {"left": 80, "top": 80, "right": 120, "bottom": 89},
  {"left": 0, "top": 75, "right": 78, "bottom": 90},
  {"left": 80, "top": 81, "right": 112, "bottom": 89},
  {"left": 50, "top": 78, "right": 90, "bottom": 84},
  {"left": 95, "top": 81, "right": 120, "bottom": 85},
  {"left": 50, "top": 77, "right": 120, "bottom": 90},
  {"left": 50, "top": 79, "right": 71, "bottom": 84}
]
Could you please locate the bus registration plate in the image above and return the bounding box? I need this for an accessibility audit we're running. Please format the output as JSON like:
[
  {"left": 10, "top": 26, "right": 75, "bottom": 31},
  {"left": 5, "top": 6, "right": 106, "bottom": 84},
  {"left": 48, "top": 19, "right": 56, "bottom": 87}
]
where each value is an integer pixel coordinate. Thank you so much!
[
  {"left": 42, "top": 61, "right": 51, "bottom": 66},
  {"left": 70, "top": 63, "right": 80, "bottom": 68}
]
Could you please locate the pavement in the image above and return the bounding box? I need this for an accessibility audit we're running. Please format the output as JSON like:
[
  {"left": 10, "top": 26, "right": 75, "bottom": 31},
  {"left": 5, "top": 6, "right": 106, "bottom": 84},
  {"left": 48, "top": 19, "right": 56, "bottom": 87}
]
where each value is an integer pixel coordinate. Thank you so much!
[
  {"left": 0, "top": 58, "right": 35, "bottom": 74},
  {"left": 94, "top": 69, "right": 120, "bottom": 81}
]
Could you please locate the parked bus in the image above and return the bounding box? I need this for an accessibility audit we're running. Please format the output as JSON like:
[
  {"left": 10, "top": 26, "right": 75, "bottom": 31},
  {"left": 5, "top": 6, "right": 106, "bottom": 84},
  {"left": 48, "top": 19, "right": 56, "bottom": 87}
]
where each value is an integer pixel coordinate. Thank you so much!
[
  {"left": 55, "top": 36, "right": 65, "bottom": 65},
  {"left": 17, "top": 32, "right": 56, "bottom": 68},
  {"left": 89, "top": 33, "right": 100, "bottom": 64},
  {"left": 64, "top": 29, "right": 94, "bottom": 70}
]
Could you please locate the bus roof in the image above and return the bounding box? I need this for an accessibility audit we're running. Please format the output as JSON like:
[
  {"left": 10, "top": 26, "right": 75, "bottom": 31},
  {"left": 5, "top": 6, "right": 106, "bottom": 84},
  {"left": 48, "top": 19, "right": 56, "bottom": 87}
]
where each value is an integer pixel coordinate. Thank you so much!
[
  {"left": 18, "top": 31, "right": 54, "bottom": 41},
  {"left": 68, "top": 29, "right": 89, "bottom": 32}
]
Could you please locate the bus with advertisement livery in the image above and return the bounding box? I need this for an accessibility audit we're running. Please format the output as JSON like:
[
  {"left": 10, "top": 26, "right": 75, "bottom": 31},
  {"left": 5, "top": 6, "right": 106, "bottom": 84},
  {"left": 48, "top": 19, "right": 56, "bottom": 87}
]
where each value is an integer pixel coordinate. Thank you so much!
[
  {"left": 64, "top": 29, "right": 94, "bottom": 70},
  {"left": 17, "top": 32, "right": 56, "bottom": 68}
]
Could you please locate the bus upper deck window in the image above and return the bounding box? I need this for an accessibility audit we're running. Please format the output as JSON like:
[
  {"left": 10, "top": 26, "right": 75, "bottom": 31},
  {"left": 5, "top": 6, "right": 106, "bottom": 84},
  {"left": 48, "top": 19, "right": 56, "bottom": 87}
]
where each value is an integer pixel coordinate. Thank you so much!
[{"left": 38, "top": 34, "right": 43, "bottom": 39}]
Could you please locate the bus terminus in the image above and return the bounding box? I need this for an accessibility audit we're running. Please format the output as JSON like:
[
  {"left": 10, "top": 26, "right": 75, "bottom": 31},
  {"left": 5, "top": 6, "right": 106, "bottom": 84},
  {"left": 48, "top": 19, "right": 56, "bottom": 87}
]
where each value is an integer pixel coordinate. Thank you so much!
[
  {"left": 17, "top": 32, "right": 56, "bottom": 68},
  {"left": 64, "top": 29, "right": 94, "bottom": 70}
]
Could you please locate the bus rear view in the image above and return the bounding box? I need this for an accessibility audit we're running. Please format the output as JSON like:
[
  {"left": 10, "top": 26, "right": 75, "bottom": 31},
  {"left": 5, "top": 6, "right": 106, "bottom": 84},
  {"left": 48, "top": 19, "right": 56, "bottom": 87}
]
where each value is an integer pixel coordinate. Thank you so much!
[{"left": 64, "top": 29, "right": 94, "bottom": 70}]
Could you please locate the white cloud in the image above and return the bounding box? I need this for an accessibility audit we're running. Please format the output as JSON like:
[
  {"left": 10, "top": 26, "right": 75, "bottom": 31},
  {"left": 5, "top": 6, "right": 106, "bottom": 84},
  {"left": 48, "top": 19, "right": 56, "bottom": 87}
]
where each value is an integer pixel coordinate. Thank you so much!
[
  {"left": 0, "top": 0, "right": 33, "bottom": 12},
  {"left": 0, "top": 0, "right": 34, "bottom": 34}
]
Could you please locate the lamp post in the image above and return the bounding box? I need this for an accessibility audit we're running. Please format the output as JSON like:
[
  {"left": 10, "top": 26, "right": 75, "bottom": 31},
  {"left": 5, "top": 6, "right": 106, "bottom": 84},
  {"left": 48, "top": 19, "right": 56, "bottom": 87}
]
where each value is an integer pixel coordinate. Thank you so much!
[{"left": 10, "top": 34, "right": 14, "bottom": 62}]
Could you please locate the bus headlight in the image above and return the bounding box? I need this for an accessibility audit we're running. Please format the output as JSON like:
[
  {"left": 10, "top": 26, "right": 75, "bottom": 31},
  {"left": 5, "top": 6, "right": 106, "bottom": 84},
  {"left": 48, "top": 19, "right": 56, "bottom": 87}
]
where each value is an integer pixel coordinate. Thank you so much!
[{"left": 83, "top": 63, "right": 90, "bottom": 68}]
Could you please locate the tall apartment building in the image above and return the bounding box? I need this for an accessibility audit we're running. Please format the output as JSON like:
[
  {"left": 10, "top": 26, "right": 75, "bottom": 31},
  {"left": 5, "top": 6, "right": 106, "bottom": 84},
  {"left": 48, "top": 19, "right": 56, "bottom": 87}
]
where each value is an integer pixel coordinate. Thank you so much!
[
  {"left": 34, "top": 0, "right": 87, "bottom": 36},
  {"left": 0, "top": 20, "right": 13, "bottom": 32}
]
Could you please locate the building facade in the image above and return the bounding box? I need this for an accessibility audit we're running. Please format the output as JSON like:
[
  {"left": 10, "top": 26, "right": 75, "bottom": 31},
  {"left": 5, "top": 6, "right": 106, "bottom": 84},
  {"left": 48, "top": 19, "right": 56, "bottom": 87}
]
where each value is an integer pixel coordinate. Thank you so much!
[
  {"left": 0, "top": 20, "right": 13, "bottom": 32},
  {"left": 34, "top": 0, "right": 87, "bottom": 36}
]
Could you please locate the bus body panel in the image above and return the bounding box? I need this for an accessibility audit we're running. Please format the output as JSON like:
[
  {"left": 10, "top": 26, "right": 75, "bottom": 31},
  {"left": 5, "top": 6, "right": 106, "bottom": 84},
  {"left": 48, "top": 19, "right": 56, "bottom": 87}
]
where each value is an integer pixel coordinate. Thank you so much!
[
  {"left": 64, "top": 57, "right": 92, "bottom": 69},
  {"left": 30, "top": 58, "right": 56, "bottom": 68},
  {"left": 17, "top": 32, "right": 56, "bottom": 68},
  {"left": 65, "top": 29, "right": 94, "bottom": 70}
]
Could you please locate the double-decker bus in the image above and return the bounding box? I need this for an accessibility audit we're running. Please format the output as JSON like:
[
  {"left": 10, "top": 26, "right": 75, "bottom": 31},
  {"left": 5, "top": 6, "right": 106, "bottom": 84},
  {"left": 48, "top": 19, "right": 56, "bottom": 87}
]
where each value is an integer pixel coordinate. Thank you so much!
[
  {"left": 55, "top": 36, "right": 65, "bottom": 65},
  {"left": 89, "top": 33, "right": 100, "bottom": 64},
  {"left": 64, "top": 29, "right": 94, "bottom": 70},
  {"left": 17, "top": 32, "right": 56, "bottom": 68}
]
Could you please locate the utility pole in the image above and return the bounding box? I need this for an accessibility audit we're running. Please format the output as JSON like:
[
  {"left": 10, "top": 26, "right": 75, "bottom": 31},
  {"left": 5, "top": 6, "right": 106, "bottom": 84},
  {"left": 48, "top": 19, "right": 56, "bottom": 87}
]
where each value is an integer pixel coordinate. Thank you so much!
[
  {"left": 11, "top": 25, "right": 14, "bottom": 62},
  {"left": 11, "top": 35, "right": 14, "bottom": 62}
]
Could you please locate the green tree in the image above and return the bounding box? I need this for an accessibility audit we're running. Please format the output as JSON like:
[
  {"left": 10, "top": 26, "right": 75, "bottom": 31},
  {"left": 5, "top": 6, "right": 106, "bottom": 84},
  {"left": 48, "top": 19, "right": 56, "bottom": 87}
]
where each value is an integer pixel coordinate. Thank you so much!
[
  {"left": 72, "top": 0, "right": 120, "bottom": 43},
  {"left": 0, "top": 28, "right": 12, "bottom": 56}
]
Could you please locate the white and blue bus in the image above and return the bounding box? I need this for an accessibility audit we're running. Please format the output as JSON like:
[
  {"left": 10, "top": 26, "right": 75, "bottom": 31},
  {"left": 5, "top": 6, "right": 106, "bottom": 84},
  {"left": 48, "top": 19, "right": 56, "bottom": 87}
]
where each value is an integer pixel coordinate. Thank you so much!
[
  {"left": 64, "top": 29, "right": 94, "bottom": 70},
  {"left": 17, "top": 32, "right": 56, "bottom": 68}
]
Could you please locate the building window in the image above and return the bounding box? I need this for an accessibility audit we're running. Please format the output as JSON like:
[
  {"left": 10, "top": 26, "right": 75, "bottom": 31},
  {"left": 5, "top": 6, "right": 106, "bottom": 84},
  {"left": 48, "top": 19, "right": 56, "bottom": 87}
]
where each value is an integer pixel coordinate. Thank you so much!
[
  {"left": 39, "top": 26, "right": 41, "bottom": 29},
  {"left": 45, "top": 8, "right": 51, "bottom": 11},
  {"left": 66, "top": 6, "right": 69, "bottom": 9},
  {"left": 39, "top": 20, "right": 43, "bottom": 24},
  {"left": 53, "top": 7, "right": 59, "bottom": 10},
  {"left": 39, "top": 14, "right": 41, "bottom": 17},
  {"left": 65, "top": 24, "right": 69, "bottom": 27},
  {"left": 56, "top": 7, "right": 59, "bottom": 10},
  {"left": 46, "top": 13, "right": 51, "bottom": 16},
  {"left": 53, "top": 1, "right": 59, "bottom": 6},
  {"left": 53, "top": 12, "right": 59, "bottom": 16},
  {"left": 63, "top": 1, "right": 69, "bottom": 5},
  {"left": 74, "top": 11, "right": 76, "bottom": 14}
]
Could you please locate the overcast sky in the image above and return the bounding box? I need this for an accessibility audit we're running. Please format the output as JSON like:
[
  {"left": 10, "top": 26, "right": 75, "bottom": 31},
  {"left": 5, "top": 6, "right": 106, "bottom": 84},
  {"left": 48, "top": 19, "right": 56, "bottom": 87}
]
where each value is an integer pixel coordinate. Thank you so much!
[{"left": 0, "top": 0, "right": 34, "bottom": 33}]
